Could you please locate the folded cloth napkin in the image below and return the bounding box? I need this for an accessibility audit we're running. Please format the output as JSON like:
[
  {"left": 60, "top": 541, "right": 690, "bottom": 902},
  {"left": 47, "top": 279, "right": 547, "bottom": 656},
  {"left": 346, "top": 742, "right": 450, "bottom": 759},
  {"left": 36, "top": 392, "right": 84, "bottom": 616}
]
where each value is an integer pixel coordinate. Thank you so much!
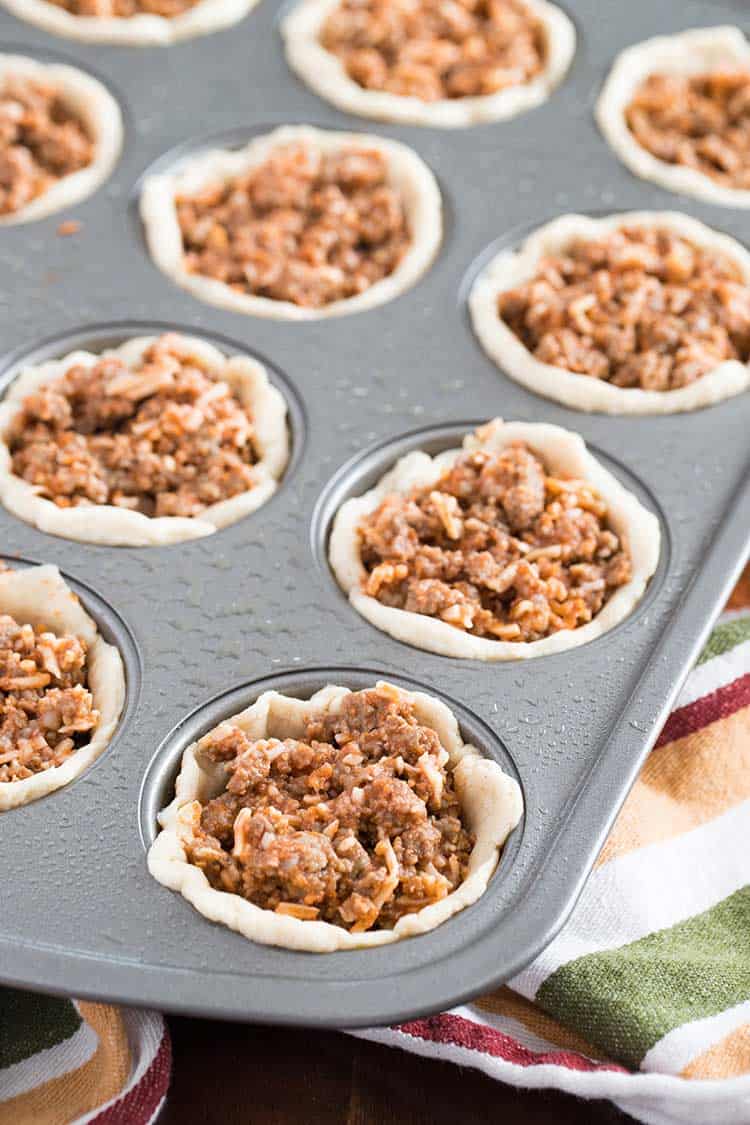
[
  {"left": 358, "top": 566, "right": 750, "bottom": 1125},
  {"left": 0, "top": 997, "right": 168, "bottom": 1124},
  {"left": 2, "top": 568, "right": 748, "bottom": 1125}
]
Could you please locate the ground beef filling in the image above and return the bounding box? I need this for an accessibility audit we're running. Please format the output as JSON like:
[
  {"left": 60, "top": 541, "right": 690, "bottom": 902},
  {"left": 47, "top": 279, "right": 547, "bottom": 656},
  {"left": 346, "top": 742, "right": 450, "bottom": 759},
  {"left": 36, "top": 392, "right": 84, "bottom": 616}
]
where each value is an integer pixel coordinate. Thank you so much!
[
  {"left": 626, "top": 71, "right": 750, "bottom": 190},
  {"left": 176, "top": 142, "right": 410, "bottom": 309},
  {"left": 186, "top": 687, "right": 474, "bottom": 932},
  {"left": 320, "top": 0, "right": 545, "bottom": 101},
  {"left": 8, "top": 333, "right": 260, "bottom": 519},
  {"left": 497, "top": 226, "right": 750, "bottom": 390},
  {"left": 0, "top": 74, "right": 93, "bottom": 217},
  {"left": 0, "top": 612, "right": 98, "bottom": 783},
  {"left": 357, "top": 441, "right": 632, "bottom": 642},
  {"left": 46, "top": 0, "right": 198, "bottom": 17}
]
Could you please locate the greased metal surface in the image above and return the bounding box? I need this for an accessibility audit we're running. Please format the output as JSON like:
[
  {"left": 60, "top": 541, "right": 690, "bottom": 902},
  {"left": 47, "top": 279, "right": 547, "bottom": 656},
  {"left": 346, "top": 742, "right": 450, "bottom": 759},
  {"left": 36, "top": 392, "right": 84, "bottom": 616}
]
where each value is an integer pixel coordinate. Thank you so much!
[{"left": 0, "top": 0, "right": 748, "bottom": 1026}]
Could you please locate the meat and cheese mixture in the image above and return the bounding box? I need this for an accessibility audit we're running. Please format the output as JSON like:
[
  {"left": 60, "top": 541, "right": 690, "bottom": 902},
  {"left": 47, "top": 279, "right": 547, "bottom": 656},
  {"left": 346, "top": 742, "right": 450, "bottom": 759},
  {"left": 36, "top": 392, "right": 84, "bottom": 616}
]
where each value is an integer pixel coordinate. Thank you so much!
[
  {"left": 358, "top": 441, "right": 631, "bottom": 642},
  {"left": 320, "top": 0, "right": 546, "bottom": 102},
  {"left": 176, "top": 142, "right": 410, "bottom": 308},
  {"left": 0, "top": 603, "right": 99, "bottom": 783},
  {"left": 0, "top": 74, "right": 93, "bottom": 217},
  {"left": 626, "top": 71, "right": 750, "bottom": 190},
  {"left": 45, "top": 0, "right": 198, "bottom": 18},
  {"left": 9, "top": 334, "right": 261, "bottom": 519},
  {"left": 185, "top": 686, "right": 474, "bottom": 931},
  {"left": 498, "top": 226, "right": 750, "bottom": 390}
]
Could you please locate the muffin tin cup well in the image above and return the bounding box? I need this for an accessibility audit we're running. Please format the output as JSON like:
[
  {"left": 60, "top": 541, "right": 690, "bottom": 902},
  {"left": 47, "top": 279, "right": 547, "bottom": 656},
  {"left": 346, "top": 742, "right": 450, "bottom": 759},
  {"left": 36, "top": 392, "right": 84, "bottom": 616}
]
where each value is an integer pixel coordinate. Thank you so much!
[
  {"left": 0, "top": 319, "right": 306, "bottom": 545},
  {"left": 0, "top": 552, "right": 141, "bottom": 802},
  {"left": 311, "top": 419, "right": 671, "bottom": 655},
  {"left": 135, "top": 123, "right": 445, "bottom": 321},
  {"left": 0, "top": 0, "right": 749, "bottom": 1027}
]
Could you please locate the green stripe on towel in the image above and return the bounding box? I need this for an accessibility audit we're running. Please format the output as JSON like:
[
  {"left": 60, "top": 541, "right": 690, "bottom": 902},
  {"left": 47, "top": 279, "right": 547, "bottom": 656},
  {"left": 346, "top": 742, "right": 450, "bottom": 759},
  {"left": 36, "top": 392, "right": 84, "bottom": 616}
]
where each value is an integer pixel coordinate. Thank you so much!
[
  {"left": 537, "top": 886, "right": 750, "bottom": 1069},
  {"left": 0, "top": 989, "right": 81, "bottom": 1069},
  {"left": 697, "top": 616, "right": 750, "bottom": 667}
]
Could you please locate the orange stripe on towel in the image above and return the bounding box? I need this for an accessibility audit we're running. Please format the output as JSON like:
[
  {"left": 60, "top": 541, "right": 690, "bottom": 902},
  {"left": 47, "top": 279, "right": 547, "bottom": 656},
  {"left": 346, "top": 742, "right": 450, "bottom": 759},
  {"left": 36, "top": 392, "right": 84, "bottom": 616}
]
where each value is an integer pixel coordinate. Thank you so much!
[
  {"left": 472, "top": 987, "right": 614, "bottom": 1063},
  {"left": 597, "top": 706, "right": 750, "bottom": 867},
  {"left": 727, "top": 564, "right": 750, "bottom": 612},
  {"left": 681, "top": 1023, "right": 750, "bottom": 1079}
]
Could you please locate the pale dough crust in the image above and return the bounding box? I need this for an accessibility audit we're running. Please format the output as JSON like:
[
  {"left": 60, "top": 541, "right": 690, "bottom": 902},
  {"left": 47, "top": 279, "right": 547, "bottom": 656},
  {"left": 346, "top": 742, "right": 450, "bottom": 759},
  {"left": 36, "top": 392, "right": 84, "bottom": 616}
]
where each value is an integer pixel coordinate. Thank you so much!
[
  {"left": 148, "top": 680, "right": 523, "bottom": 952},
  {"left": 596, "top": 26, "right": 750, "bottom": 208},
  {"left": 0, "top": 333, "right": 289, "bottom": 547},
  {"left": 140, "top": 124, "right": 442, "bottom": 320},
  {"left": 0, "top": 0, "right": 260, "bottom": 44},
  {"left": 329, "top": 419, "right": 661, "bottom": 660},
  {"left": 469, "top": 211, "right": 750, "bottom": 415},
  {"left": 281, "top": 0, "right": 575, "bottom": 128},
  {"left": 0, "top": 54, "right": 122, "bottom": 225},
  {"left": 0, "top": 564, "right": 125, "bottom": 810}
]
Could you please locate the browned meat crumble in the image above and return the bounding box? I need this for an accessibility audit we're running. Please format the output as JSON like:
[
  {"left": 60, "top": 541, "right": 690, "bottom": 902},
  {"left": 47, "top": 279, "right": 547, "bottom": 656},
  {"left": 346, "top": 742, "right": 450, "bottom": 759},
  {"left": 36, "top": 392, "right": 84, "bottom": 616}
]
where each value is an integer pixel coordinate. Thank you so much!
[
  {"left": 320, "top": 0, "right": 545, "bottom": 101},
  {"left": 626, "top": 71, "right": 750, "bottom": 190},
  {"left": 46, "top": 0, "right": 198, "bottom": 17},
  {"left": 176, "top": 142, "right": 410, "bottom": 309},
  {"left": 57, "top": 219, "right": 81, "bottom": 236},
  {"left": 357, "top": 439, "right": 632, "bottom": 642},
  {"left": 185, "top": 686, "right": 474, "bottom": 932},
  {"left": 0, "top": 74, "right": 93, "bottom": 217},
  {"left": 9, "top": 333, "right": 261, "bottom": 519},
  {"left": 498, "top": 226, "right": 750, "bottom": 390},
  {"left": 0, "top": 608, "right": 99, "bottom": 783}
]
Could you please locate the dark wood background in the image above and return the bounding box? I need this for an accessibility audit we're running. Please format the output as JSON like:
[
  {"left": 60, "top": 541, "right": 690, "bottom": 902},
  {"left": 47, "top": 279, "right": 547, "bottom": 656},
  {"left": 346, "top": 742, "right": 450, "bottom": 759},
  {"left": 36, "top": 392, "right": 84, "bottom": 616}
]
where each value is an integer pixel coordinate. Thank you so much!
[{"left": 162, "top": 1019, "right": 633, "bottom": 1123}]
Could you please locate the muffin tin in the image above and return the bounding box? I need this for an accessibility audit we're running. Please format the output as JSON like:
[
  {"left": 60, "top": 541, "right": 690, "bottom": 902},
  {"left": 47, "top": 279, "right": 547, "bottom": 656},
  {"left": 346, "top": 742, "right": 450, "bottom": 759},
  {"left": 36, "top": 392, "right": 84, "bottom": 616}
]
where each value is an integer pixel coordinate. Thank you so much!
[{"left": 0, "top": 0, "right": 749, "bottom": 1028}]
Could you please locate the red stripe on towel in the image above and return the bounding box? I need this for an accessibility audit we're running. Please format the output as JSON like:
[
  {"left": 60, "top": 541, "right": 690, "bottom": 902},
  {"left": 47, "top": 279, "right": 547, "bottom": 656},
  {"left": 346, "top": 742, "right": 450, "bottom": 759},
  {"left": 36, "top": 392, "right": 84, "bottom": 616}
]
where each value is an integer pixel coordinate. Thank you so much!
[
  {"left": 396, "top": 1014, "right": 628, "bottom": 1074},
  {"left": 90, "top": 1025, "right": 171, "bottom": 1125},
  {"left": 655, "top": 674, "right": 750, "bottom": 749}
]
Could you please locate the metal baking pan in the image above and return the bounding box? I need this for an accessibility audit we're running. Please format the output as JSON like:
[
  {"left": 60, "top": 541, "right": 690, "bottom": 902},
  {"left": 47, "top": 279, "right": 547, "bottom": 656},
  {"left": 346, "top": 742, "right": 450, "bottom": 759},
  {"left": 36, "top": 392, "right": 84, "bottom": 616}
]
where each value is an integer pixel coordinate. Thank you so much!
[{"left": 0, "top": 0, "right": 749, "bottom": 1028}]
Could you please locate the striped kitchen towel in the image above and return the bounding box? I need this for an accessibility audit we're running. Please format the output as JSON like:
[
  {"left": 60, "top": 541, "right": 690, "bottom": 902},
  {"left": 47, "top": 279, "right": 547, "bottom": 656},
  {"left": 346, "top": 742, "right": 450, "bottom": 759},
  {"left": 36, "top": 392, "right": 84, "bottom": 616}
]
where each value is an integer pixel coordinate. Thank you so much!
[
  {"left": 0, "top": 994, "right": 169, "bottom": 1124},
  {"left": 358, "top": 567, "right": 750, "bottom": 1125},
  {"left": 2, "top": 568, "right": 748, "bottom": 1125}
]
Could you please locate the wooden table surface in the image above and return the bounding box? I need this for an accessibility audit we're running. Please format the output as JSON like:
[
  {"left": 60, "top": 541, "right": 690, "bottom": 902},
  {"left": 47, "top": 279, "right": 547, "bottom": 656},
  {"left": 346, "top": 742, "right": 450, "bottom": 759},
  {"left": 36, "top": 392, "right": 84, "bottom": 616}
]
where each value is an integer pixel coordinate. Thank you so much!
[{"left": 162, "top": 1019, "right": 633, "bottom": 1123}]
